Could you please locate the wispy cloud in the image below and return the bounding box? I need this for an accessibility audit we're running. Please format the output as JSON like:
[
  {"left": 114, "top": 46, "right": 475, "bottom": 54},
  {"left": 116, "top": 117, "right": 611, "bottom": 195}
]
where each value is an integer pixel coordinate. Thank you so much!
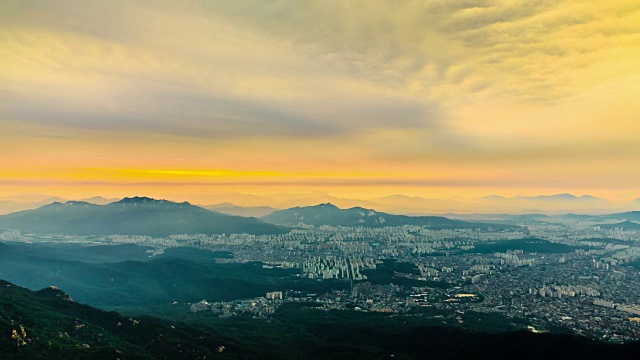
[{"left": 1, "top": 0, "right": 639, "bottom": 199}]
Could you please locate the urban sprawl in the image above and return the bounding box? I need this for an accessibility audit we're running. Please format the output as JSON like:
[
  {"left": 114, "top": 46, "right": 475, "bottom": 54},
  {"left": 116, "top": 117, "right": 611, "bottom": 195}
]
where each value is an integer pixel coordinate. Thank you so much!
[{"left": 3, "top": 219, "right": 640, "bottom": 343}]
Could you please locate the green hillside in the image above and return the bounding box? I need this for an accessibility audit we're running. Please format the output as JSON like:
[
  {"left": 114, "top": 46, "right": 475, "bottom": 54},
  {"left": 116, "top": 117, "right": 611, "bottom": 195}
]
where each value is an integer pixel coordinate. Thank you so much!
[
  {"left": 0, "top": 242, "right": 345, "bottom": 307},
  {"left": 0, "top": 280, "right": 235, "bottom": 359}
]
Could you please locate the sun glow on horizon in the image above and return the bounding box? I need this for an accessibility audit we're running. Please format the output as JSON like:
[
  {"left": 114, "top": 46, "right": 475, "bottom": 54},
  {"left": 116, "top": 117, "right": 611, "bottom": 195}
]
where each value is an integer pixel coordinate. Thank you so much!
[{"left": 1, "top": 1, "right": 639, "bottom": 204}]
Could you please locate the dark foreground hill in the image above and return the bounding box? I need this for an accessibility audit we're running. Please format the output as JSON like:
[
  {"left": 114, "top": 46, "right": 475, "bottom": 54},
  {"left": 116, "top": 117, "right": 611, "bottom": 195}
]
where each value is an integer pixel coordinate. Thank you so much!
[
  {"left": 0, "top": 196, "right": 289, "bottom": 236},
  {"left": 0, "top": 280, "right": 237, "bottom": 359},
  {"left": 1, "top": 280, "right": 639, "bottom": 360},
  {"left": 262, "top": 203, "right": 513, "bottom": 230}
]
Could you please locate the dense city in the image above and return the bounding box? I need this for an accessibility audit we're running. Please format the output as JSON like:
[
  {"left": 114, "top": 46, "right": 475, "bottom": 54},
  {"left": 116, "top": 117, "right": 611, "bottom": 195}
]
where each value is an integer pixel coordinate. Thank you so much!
[{"left": 3, "top": 214, "right": 640, "bottom": 344}]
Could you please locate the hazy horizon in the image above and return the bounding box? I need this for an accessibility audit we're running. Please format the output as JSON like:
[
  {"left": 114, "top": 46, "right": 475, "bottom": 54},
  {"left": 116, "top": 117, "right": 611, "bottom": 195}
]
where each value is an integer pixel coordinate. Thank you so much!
[
  {"left": 1, "top": 190, "right": 639, "bottom": 217},
  {"left": 2, "top": 1, "right": 640, "bottom": 202}
]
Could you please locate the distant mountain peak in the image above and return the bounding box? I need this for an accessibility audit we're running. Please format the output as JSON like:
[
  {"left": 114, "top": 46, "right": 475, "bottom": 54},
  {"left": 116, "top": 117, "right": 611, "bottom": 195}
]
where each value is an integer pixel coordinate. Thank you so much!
[
  {"left": 375, "top": 194, "right": 431, "bottom": 202},
  {"left": 478, "top": 195, "right": 507, "bottom": 200},
  {"left": 78, "top": 196, "right": 119, "bottom": 205},
  {"left": 208, "top": 202, "right": 238, "bottom": 208},
  {"left": 63, "top": 201, "right": 95, "bottom": 206},
  {"left": 531, "top": 193, "right": 578, "bottom": 200},
  {"left": 313, "top": 203, "right": 339, "bottom": 209},
  {"left": 382, "top": 194, "right": 413, "bottom": 199},
  {"left": 350, "top": 206, "right": 369, "bottom": 211},
  {"left": 39, "top": 201, "right": 66, "bottom": 209},
  {"left": 116, "top": 197, "right": 191, "bottom": 206},
  {"left": 118, "top": 196, "right": 160, "bottom": 203},
  {"left": 512, "top": 193, "right": 602, "bottom": 201}
]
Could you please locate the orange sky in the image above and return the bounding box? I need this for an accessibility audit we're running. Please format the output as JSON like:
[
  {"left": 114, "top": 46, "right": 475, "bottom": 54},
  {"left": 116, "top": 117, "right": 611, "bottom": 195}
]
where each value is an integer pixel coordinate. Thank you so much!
[{"left": 1, "top": 1, "right": 640, "bottom": 204}]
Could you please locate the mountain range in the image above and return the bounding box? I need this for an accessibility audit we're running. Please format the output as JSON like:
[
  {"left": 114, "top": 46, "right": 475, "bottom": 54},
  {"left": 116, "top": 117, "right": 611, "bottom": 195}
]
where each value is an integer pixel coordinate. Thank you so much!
[
  {"left": 0, "top": 197, "right": 287, "bottom": 237},
  {"left": 261, "top": 203, "right": 512, "bottom": 230},
  {"left": 2, "top": 192, "right": 639, "bottom": 216},
  {"left": 448, "top": 210, "right": 640, "bottom": 224},
  {"left": 200, "top": 192, "right": 637, "bottom": 215},
  {"left": 3, "top": 196, "right": 640, "bottom": 237},
  {"left": 0, "top": 196, "right": 117, "bottom": 215},
  {"left": 203, "top": 202, "right": 278, "bottom": 217}
]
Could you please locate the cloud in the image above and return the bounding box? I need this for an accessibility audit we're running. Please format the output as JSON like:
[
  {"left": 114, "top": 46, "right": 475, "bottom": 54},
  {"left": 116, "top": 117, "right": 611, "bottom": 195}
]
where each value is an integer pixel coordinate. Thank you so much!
[
  {"left": 1, "top": 2, "right": 444, "bottom": 141},
  {"left": 4, "top": 0, "right": 636, "bottom": 137},
  {"left": 180, "top": 0, "right": 639, "bottom": 104},
  {"left": 1, "top": 0, "right": 639, "bottom": 198}
]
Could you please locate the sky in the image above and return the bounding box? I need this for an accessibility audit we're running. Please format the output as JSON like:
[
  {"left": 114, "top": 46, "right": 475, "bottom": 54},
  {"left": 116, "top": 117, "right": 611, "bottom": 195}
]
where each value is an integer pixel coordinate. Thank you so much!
[{"left": 1, "top": 0, "right": 639, "bottom": 204}]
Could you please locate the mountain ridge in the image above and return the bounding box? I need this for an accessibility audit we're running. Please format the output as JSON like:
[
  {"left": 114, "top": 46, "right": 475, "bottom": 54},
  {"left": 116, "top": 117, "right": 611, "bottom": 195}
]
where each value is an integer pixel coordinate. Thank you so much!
[
  {"left": 261, "top": 203, "right": 512, "bottom": 230},
  {"left": 0, "top": 197, "right": 288, "bottom": 236},
  {"left": 202, "top": 202, "right": 278, "bottom": 217}
]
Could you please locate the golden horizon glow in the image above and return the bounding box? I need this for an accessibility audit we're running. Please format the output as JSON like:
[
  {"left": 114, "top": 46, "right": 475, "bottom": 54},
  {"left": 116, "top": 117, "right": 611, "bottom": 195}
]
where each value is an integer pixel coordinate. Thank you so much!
[{"left": 1, "top": 1, "right": 640, "bottom": 206}]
